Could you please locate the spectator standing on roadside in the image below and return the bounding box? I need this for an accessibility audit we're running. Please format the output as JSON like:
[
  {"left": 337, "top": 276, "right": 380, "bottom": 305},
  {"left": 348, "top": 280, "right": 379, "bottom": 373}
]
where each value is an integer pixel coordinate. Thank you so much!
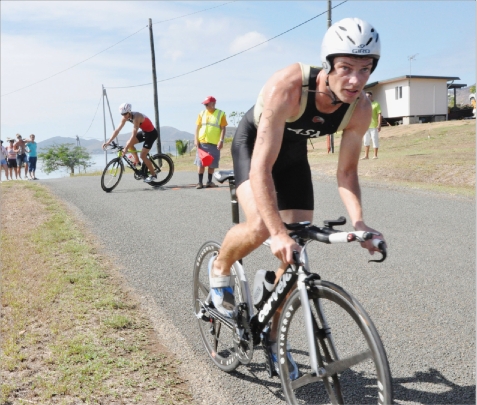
[
  {"left": 14, "top": 134, "right": 29, "bottom": 178},
  {"left": 361, "top": 91, "right": 382, "bottom": 159},
  {"left": 194, "top": 96, "right": 228, "bottom": 189},
  {"left": 6, "top": 139, "right": 19, "bottom": 180},
  {"left": 25, "top": 134, "right": 38, "bottom": 180},
  {"left": 0, "top": 140, "right": 9, "bottom": 181}
]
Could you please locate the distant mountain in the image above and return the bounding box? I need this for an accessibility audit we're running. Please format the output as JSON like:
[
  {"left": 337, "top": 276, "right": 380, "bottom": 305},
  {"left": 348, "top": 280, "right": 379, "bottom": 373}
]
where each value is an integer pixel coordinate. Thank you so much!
[{"left": 37, "top": 126, "right": 195, "bottom": 155}]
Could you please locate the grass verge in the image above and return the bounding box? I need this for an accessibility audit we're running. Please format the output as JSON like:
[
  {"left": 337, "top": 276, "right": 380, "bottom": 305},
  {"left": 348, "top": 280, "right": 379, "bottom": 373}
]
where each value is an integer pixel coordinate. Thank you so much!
[{"left": 1, "top": 181, "right": 193, "bottom": 404}]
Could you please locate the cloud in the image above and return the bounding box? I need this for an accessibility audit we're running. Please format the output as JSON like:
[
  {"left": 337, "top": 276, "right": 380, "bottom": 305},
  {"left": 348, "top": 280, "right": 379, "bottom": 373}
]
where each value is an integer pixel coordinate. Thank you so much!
[{"left": 229, "top": 32, "right": 268, "bottom": 54}]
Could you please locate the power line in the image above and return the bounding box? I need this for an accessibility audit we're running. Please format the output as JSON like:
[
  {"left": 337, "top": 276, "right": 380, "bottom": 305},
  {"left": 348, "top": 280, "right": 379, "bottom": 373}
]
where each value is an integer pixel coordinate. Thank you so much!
[
  {"left": 1, "top": 2, "right": 234, "bottom": 98},
  {"left": 105, "top": 0, "right": 348, "bottom": 89},
  {"left": 81, "top": 92, "right": 103, "bottom": 137},
  {"left": 153, "top": 1, "right": 235, "bottom": 25},
  {"left": 1, "top": 25, "right": 147, "bottom": 98}
]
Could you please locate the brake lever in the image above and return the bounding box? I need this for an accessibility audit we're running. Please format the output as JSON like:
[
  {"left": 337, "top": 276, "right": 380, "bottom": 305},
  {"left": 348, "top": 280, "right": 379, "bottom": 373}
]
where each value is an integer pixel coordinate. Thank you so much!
[{"left": 368, "top": 239, "right": 387, "bottom": 263}]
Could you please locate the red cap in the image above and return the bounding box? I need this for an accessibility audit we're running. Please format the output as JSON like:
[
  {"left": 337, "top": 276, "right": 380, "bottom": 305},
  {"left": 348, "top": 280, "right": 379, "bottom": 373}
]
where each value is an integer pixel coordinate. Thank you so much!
[{"left": 201, "top": 96, "right": 216, "bottom": 105}]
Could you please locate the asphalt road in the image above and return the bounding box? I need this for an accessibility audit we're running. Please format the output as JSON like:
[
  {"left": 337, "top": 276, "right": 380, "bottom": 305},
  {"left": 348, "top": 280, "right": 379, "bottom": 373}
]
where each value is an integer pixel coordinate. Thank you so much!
[{"left": 44, "top": 171, "right": 475, "bottom": 405}]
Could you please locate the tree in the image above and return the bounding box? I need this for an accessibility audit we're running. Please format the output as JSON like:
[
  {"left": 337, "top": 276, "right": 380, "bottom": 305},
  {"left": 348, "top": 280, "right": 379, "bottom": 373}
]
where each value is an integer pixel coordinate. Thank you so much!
[
  {"left": 470, "top": 85, "right": 476, "bottom": 94},
  {"left": 229, "top": 111, "right": 245, "bottom": 127},
  {"left": 38, "top": 143, "right": 92, "bottom": 174},
  {"left": 175, "top": 139, "right": 189, "bottom": 157}
]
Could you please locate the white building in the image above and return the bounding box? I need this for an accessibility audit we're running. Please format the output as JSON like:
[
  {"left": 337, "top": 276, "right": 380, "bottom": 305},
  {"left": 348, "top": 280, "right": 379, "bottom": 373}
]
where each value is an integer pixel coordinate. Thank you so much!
[{"left": 364, "top": 75, "right": 463, "bottom": 124}]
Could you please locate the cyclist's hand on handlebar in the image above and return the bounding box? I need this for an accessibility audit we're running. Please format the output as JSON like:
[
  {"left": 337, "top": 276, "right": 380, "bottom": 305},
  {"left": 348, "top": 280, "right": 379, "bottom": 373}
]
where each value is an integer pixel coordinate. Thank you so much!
[
  {"left": 354, "top": 222, "right": 386, "bottom": 256},
  {"left": 102, "top": 142, "right": 110, "bottom": 150},
  {"left": 270, "top": 233, "right": 302, "bottom": 264}
]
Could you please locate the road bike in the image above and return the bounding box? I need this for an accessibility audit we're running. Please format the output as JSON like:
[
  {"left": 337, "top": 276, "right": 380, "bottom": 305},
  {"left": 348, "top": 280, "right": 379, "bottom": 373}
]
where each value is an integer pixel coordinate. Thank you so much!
[
  {"left": 101, "top": 142, "right": 174, "bottom": 192},
  {"left": 192, "top": 170, "right": 392, "bottom": 404}
]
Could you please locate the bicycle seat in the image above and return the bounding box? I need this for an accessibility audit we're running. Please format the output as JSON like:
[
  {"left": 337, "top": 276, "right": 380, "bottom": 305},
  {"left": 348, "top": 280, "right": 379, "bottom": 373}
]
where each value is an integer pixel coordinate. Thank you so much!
[{"left": 214, "top": 170, "right": 235, "bottom": 184}]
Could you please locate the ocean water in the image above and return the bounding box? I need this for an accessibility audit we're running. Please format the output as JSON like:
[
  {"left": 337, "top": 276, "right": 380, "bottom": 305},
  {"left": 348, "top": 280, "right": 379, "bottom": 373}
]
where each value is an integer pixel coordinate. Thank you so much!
[{"left": 34, "top": 153, "right": 113, "bottom": 179}]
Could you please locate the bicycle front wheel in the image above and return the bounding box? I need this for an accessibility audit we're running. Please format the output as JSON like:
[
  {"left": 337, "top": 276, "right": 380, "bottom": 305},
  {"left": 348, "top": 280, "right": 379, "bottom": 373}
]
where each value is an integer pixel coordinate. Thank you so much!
[
  {"left": 279, "top": 280, "right": 392, "bottom": 404},
  {"left": 101, "top": 158, "right": 124, "bottom": 192},
  {"left": 192, "top": 241, "right": 246, "bottom": 372},
  {"left": 148, "top": 153, "right": 174, "bottom": 187}
]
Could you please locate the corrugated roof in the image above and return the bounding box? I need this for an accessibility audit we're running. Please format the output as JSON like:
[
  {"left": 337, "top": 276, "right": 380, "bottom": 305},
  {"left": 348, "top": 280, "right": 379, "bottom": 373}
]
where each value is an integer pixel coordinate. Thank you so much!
[{"left": 365, "top": 75, "right": 461, "bottom": 88}]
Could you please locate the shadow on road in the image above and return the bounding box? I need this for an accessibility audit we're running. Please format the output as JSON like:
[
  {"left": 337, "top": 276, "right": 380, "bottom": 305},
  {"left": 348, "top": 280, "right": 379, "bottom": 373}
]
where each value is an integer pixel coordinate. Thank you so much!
[
  {"left": 228, "top": 359, "right": 475, "bottom": 404},
  {"left": 394, "top": 368, "right": 476, "bottom": 404}
]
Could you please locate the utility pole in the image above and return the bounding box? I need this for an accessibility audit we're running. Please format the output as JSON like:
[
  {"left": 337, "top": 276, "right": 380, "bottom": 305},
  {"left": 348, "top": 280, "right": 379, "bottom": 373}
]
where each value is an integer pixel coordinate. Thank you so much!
[
  {"left": 102, "top": 85, "right": 107, "bottom": 165},
  {"left": 327, "top": 0, "right": 335, "bottom": 153},
  {"left": 407, "top": 54, "right": 418, "bottom": 121},
  {"left": 149, "top": 18, "right": 162, "bottom": 155}
]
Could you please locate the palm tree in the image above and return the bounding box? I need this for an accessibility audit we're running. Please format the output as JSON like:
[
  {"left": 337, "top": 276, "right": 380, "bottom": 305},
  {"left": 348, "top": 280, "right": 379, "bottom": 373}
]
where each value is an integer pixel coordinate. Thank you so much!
[{"left": 175, "top": 139, "right": 189, "bottom": 157}]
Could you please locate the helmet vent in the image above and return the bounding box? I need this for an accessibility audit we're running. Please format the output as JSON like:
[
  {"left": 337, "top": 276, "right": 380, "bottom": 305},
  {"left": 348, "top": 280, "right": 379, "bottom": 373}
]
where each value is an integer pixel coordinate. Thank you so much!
[
  {"left": 376, "top": 33, "right": 379, "bottom": 42},
  {"left": 338, "top": 26, "right": 347, "bottom": 31},
  {"left": 347, "top": 36, "right": 356, "bottom": 45},
  {"left": 335, "top": 31, "right": 344, "bottom": 41},
  {"left": 357, "top": 24, "right": 362, "bottom": 33},
  {"left": 366, "top": 37, "right": 373, "bottom": 46}
]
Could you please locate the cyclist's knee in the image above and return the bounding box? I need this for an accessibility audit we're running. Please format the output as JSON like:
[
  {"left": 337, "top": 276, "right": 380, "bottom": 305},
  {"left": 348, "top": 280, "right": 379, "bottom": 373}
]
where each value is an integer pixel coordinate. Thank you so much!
[
  {"left": 245, "top": 219, "right": 269, "bottom": 246},
  {"left": 140, "top": 150, "right": 149, "bottom": 160}
]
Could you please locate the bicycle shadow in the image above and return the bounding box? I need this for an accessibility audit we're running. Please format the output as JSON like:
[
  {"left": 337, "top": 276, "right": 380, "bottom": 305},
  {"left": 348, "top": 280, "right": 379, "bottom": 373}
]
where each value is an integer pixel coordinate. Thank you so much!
[
  {"left": 229, "top": 355, "right": 475, "bottom": 404},
  {"left": 393, "top": 368, "right": 476, "bottom": 404}
]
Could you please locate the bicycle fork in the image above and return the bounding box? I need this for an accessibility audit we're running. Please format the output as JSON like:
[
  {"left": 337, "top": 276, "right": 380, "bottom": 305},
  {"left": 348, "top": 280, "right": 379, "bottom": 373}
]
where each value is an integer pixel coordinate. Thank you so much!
[{"left": 297, "top": 272, "right": 321, "bottom": 376}]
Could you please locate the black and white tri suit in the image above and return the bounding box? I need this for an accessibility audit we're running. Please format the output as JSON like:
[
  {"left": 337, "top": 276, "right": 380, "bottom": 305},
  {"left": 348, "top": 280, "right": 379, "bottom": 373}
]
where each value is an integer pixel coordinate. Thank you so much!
[{"left": 232, "top": 63, "right": 359, "bottom": 211}]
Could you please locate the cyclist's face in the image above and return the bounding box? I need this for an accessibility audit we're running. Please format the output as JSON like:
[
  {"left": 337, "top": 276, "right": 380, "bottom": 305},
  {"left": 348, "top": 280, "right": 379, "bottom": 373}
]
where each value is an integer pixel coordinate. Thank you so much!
[
  {"left": 329, "top": 56, "right": 373, "bottom": 103},
  {"left": 122, "top": 112, "right": 130, "bottom": 119}
]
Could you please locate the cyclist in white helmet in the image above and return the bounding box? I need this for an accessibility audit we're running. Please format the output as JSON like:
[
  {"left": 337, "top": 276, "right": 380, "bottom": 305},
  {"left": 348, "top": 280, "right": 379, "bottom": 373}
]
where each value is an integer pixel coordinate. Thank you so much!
[
  {"left": 208, "top": 18, "right": 386, "bottom": 380},
  {"left": 103, "top": 103, "right": 159, "bottom": 183}
]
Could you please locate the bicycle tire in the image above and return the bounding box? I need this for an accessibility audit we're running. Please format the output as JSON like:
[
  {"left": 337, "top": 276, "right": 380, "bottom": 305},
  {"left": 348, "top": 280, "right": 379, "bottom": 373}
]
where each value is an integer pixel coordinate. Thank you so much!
[
  {"left": 278, "top": 280, "right": 393, "bottom": 404},
  {"left": 101, "top": 158, "right": 124, "bottom": 192},
  {"left": 148, "top": 153, "right": 174, "bottom": 187},
  {"left": 192, "top": 241, "right": 245, "bottom": 372}
]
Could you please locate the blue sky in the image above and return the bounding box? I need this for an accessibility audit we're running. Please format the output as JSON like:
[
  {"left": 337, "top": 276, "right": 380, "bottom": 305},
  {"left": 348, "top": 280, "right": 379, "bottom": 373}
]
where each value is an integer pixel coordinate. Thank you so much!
[{"left": 1, "top": 1, "right": 475, "bottom": 144}]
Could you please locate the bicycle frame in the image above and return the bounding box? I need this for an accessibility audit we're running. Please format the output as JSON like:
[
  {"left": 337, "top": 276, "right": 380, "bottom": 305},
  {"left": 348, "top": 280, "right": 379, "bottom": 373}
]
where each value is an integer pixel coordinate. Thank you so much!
[
  {"left": 211, "top": 171, "right": 322, "bottom": 361},
  {"left": 118, "top": 149, "right": 147, "bottom": 176}
]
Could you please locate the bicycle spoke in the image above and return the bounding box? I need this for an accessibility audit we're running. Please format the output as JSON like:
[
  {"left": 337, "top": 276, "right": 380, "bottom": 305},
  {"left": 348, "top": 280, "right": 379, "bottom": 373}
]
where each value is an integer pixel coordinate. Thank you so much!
[
  {"left": 279, "top": 281, "right": 392, "bottom": 404},
  {"left": 319, "top": 350, "right": 372, "bottom": 377},
  {"left": 198, "top": 279, "right": 208, "bottom": 296}
]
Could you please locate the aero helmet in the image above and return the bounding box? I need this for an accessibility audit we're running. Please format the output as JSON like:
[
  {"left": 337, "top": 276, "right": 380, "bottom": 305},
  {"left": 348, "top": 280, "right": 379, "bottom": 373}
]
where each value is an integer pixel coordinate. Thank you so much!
[
  {"left": 119, "top": 103, "right": 132, "bottom": 115},
  {"left": 321, "top": 18, "right": 380, "bottom": 74}
]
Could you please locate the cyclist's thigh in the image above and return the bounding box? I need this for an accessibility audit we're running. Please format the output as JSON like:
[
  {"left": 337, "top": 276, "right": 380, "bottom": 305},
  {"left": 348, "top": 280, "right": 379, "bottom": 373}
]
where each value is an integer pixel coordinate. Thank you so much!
[
  {"left": 273, "top": 150, "right": 314, "bottom": 211},
  {"left": 279, "top": 208, "right": 313, "bottom": 224},
  {"left": 141, "top": 129, "right": 158, "bottom": 153},
  {"left": 231, "top": 106, "right": 256, "bottom": 189}
]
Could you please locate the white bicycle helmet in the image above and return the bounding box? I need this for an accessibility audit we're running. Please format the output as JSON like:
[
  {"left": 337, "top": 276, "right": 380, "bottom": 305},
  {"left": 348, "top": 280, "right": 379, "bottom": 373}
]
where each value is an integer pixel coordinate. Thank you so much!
[
  {"left": 321, "top": 18, "right": 380, "bottom": 74},
  {"left": 119, "top": 103, "right": 132, "bottom": 115}
]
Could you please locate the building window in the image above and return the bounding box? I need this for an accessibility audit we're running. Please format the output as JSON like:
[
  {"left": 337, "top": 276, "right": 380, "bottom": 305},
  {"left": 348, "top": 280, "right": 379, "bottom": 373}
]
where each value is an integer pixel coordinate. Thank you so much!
[{"left": 395, "top": 86, "right": 402, "bottom": 100}]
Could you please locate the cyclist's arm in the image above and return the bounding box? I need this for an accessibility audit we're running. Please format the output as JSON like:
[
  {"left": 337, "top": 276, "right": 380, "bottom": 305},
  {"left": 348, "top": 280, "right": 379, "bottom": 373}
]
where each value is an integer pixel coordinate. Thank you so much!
[
  {"left": 250, "top": 65, "right": 303, "bottom": 264},
  {"left": 337, "top": 94, "right": 384, "bottom": 252},
  {"left": 105, "top": 116, "right": 128, "bottom": 146}
]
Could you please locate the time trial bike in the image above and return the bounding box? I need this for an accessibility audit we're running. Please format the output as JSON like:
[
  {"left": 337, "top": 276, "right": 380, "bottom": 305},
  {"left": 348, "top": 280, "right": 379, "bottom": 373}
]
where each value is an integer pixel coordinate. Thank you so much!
[
  {"left": 101, "top": 141, "right": 174, "bottom": 192},
  {"left": 193, "top": 170, "right": 392, "bottom": 404}
]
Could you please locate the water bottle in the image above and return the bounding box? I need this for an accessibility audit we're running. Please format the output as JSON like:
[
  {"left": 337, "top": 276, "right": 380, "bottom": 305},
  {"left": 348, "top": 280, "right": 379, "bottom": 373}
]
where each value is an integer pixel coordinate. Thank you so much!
[
  {"left": 253, "top": 269, "right": 276, "bottom": 310},
  {"left": 127, "top": 153, "right": 134, "bottom": 161}
]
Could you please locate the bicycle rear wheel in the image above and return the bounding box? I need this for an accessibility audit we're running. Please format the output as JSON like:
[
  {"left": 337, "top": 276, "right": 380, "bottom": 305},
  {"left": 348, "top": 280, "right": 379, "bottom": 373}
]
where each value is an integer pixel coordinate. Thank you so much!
[
  {"left": 279, "top": 280, "right": 392, "bottom": 404},
  {"left": 192, "top": 241, "right": 245, "bottom": 372},
  {"left": 101, "top": 158, "right": 124, "bottom": 192},
  {"left": 148, "top": 153, "right": 174, "bottom": 187}
]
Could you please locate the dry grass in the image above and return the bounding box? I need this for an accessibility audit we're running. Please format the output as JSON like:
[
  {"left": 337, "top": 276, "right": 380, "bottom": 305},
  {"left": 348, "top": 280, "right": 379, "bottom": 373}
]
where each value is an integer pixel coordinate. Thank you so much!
[
  {"left": 305, "top": 119, "right": 475, "bottom": 196},
  {"left": 0, "top": 181, "right": 193, "bottom": 404},
  {"left": 170, "top": 120, "right": 475, "bottom": 197}
]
